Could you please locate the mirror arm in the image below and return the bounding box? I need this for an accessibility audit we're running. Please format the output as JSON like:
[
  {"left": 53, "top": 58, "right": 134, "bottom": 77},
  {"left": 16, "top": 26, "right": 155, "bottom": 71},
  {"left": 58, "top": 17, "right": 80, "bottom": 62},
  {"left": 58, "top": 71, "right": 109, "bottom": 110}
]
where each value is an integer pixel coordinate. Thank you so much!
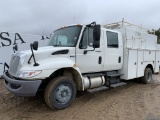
[
  {"left": 86, "top": 22, "right": 96, "bottom": 27},
  {"left": 83, "top": 48, "right": 95, "bottom": 54},
  {"left": 28, "top": 44, "right": 39, "bottom": 66},
  {"left": 28, "top": 54, "right": 33, "bottom": 64}
]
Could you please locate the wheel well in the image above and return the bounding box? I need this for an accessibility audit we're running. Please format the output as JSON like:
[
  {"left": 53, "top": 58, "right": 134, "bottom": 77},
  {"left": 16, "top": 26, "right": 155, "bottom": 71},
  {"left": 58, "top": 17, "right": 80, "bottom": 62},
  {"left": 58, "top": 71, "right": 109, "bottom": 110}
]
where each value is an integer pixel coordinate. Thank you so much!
[
  {"left": 146, "top": 64, "right": 154, "bottom": 73},
  {"left": 44, "top": 68, "right": 83, "bottom": 91}
]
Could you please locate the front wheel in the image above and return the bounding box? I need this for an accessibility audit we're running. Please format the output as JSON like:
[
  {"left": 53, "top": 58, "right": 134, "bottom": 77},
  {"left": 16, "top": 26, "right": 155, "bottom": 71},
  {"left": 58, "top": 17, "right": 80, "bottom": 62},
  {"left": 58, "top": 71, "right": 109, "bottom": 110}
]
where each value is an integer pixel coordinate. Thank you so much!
[
  {"left": 141, "top": 68, "right": 152, "bottom": 84},
  {"left": 44, "top": 77, "right": 76, "bottom": 110}
]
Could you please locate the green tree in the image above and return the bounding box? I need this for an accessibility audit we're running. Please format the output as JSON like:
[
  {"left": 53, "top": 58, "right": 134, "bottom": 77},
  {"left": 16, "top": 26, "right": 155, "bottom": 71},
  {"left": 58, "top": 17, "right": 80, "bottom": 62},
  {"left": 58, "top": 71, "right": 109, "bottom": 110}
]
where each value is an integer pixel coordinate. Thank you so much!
[
  {"left": 148, "top": 29, "right": 160, "bottom": 44},
  {"left": 155, "top": 29, "right": 160, "bottom": 43}
]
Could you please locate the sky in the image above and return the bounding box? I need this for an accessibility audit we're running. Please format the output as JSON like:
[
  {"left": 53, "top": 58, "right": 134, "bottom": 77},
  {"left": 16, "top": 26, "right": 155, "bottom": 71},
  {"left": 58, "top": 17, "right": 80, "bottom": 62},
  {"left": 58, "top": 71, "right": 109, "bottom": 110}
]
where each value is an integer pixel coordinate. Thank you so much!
[{"left": 0, "top": 0, "right": 160, "bottom": 36}]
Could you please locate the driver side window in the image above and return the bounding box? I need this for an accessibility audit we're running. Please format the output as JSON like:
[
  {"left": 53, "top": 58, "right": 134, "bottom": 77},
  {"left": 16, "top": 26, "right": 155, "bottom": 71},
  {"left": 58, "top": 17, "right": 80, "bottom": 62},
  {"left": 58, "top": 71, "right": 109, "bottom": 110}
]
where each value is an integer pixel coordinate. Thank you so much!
[
  {"left": 79, "top": 28, "right": 88, "bottom": 49},
  {"left": 79, "top": 28, "right": 93, "bottom": 49}
]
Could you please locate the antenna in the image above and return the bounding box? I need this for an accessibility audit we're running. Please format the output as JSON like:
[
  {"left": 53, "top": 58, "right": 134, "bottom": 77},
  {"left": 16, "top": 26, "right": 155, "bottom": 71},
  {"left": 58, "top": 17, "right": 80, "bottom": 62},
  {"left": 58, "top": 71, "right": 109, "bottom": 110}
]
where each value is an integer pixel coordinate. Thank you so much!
[
  {"left": 73, "top": 1, "right": 76, "bottom": 23},
  {"left": 43, "top": 27, "right": 44, "bottom": 36}
]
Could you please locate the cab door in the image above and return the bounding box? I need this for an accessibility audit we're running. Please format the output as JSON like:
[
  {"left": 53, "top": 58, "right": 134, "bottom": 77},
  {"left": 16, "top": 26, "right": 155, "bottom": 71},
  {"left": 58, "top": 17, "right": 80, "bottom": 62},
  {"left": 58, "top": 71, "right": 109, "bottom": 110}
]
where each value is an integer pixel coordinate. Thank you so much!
[
  {"left": 76, "top": 27, "right": 104, "bottom": 73},
  {"left": 103, "top": 31, "right": 123, "bottom": 71}
]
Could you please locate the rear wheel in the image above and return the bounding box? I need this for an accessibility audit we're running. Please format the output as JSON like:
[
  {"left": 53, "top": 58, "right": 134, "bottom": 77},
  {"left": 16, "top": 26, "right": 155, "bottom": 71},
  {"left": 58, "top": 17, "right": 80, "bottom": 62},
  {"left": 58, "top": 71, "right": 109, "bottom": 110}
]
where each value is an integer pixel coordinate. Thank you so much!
[
  {"left": 44, "top": 76, "right": 76, "bottom": 110},
  {"left": 141, "top": 68, "right": 152, "bottom": 84}
]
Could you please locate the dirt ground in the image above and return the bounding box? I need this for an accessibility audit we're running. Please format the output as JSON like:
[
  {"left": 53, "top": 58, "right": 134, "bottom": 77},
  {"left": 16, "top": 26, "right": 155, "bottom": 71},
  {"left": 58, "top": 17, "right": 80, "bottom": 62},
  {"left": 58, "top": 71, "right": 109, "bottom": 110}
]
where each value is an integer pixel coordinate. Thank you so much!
[{"left": 1, "top": 75, "right": 160, "bottom": 120}]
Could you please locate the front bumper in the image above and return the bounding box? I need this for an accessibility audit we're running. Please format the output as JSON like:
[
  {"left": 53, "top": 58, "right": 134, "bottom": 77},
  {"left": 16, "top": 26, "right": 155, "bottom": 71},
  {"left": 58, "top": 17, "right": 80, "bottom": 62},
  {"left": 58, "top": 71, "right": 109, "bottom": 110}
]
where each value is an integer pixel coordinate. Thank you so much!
[{"left": 3, "top": 71, "right": 42, "bottom": 96}]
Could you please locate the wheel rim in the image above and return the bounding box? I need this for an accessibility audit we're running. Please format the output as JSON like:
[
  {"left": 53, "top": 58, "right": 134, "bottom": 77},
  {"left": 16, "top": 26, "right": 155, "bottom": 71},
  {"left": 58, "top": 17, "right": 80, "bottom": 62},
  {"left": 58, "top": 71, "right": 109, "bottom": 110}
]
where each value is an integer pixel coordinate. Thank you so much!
[{"left": 55, "top": 84, "right": 72, "bottom": 104}]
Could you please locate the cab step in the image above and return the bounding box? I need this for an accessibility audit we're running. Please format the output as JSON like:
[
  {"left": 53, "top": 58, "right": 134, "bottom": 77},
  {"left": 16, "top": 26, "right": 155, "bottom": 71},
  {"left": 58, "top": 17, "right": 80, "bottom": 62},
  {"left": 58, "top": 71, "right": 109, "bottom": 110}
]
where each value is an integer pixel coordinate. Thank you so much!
[
  {"left": 87, "top": 86, "right": 108, "bottom": 93},
  {"left": 107, "top": 73, "right": 123, "bottom": 78},
  {"left": 105, "top": 71, "right": 124, "bottom": 88},
  {"left": 110, "top": 82, "right": 126, "bottom": 88},
  {"left": 87, "top": 82, "right": 127, "bottom": 93}
]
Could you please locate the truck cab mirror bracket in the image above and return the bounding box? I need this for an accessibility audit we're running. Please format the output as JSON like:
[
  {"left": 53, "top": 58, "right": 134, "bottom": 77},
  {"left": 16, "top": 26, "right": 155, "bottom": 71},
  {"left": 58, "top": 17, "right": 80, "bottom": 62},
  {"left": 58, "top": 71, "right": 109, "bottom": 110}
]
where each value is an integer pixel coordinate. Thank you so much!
[
  {"left": 83, "top": 22, "right": 101, "bottom": 54},
  {"left": 28, "top": 41, "right": 39, "bottom": 66},
  {"left": 83, "top": 48, "right": 95, "bottom": 54}
]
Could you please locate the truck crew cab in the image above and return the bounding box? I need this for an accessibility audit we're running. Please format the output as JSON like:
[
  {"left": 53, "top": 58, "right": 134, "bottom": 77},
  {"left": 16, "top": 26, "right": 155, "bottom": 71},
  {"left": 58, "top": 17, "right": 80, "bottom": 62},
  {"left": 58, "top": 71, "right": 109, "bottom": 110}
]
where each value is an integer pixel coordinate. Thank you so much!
[{"left": 3, "top": 20, "right": 159, "bottom": 110}]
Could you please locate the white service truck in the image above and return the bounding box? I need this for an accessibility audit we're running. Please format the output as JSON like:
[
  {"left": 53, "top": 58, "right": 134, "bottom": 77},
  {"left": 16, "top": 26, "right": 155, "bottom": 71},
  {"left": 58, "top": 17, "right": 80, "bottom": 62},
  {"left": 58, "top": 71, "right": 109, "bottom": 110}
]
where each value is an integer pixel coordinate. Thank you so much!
[{"left": 3, "top": 21, "right": 160, "bottom": 110}]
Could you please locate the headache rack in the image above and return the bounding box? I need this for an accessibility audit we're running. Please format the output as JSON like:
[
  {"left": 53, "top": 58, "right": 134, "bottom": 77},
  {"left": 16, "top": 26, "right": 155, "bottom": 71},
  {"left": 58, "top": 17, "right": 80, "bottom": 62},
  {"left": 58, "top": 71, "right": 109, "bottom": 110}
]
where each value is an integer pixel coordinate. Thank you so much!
[{"left": 103, "top": 18, "right": 154, "bottom": 34}]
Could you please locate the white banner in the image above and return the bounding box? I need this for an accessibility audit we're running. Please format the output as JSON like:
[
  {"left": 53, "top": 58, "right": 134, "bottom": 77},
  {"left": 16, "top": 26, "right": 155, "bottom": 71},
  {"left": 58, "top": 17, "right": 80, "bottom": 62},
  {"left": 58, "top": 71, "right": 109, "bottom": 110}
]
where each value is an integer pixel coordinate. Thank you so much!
[{"left": 0, "top": 32, "right": 50, "bottom": 76}]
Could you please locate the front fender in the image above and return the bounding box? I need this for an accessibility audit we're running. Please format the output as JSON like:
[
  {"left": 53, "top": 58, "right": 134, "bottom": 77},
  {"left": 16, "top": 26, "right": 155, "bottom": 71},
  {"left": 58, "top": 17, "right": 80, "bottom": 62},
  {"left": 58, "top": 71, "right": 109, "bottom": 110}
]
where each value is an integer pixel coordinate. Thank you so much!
[
  {"left": 38, "top": 57, "right": 76, "bottom": 69},
  {"left": 21, "top": 57, "right": 79, "bottom": 79}
]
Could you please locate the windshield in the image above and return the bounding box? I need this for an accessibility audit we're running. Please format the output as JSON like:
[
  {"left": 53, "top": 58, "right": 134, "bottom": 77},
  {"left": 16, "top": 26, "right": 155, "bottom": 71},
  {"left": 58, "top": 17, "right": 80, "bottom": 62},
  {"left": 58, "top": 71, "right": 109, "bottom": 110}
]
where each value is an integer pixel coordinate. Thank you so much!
[{"left": 47, "top": 26, "right": 82, "bottom": 47}]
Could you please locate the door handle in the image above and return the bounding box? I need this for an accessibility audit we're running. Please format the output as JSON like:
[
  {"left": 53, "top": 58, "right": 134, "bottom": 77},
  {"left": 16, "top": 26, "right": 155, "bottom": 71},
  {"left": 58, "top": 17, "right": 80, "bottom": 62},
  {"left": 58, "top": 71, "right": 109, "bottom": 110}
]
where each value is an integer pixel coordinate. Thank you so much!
[
  {"left": 99, "top": 56, "right": 102, "bottom": 64},
  {"left": 95, "top": 51, "right": 101, "bottom": 52},
  {"left": 118, "top": 56, "right": 121, "bottom": 63}
]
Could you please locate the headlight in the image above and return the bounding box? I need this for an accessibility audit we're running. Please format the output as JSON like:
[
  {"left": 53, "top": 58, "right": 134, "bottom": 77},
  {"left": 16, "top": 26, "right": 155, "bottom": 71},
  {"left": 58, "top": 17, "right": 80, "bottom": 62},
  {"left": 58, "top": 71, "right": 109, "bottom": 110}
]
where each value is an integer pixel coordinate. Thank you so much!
[{"left": 17, "top": 70, "right": 42, "bottom": 78}]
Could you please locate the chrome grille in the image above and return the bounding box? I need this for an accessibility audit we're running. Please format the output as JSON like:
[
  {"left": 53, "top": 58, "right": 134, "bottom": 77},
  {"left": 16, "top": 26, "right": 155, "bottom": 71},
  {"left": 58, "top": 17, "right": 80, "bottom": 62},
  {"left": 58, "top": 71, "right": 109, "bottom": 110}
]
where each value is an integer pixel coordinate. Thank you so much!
[{"left": 9, "top": 56, "right": 20, "bottom": 75}]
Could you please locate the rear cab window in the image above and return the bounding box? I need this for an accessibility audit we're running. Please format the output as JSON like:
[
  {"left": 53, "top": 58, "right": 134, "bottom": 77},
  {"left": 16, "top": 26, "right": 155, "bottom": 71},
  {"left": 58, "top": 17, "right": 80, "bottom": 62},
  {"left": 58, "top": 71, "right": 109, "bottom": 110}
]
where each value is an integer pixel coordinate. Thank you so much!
[{"left": 106, "top": 31, "right": 119, "bottom": 48}]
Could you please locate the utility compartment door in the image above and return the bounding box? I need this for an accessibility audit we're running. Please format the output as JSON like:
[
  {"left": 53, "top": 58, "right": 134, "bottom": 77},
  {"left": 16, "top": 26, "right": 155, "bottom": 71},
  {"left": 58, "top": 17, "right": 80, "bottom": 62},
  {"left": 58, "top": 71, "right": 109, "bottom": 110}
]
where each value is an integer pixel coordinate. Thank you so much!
[
  {"left": 155, "top": 51, "right": 160, "bottom": 73},
  {"left": 137, "top": 50, "right": 144, "bottom": 77},
  {"left": 143, "top": 51, "right": 155, "bottom": 62},
  {"left": 128, "top": 49, "right": 137, "bottom": 79}
]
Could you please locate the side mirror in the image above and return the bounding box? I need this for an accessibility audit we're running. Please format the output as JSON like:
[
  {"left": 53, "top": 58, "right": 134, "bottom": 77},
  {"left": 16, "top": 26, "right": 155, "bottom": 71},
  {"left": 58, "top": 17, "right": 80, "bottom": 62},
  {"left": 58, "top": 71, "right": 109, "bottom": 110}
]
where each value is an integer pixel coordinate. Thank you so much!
[
  {"left": 93, "top": 25, "right": 101, "bottom": 48},
  {"left": 32, "top": 41, "right": 38, "bottom": 51}
]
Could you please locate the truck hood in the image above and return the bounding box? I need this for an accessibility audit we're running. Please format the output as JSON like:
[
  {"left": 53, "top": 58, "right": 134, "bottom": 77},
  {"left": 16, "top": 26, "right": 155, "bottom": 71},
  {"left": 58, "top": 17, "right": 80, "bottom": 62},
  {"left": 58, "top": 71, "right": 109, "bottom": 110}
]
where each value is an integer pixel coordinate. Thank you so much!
[{"left": 19, "top": 46, "right": 75, "bottom": 63}]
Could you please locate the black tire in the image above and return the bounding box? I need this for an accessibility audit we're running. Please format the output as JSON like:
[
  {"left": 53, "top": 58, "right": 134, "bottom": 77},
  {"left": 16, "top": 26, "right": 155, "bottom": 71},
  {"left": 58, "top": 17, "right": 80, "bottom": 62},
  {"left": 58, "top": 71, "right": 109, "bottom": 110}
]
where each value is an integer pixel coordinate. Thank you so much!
[
  {"left": 44, "top": 76, "right": 76, "bottom": 110},
  {"left": 141, "top": 68, "right": 152, "bottom": 84}
]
